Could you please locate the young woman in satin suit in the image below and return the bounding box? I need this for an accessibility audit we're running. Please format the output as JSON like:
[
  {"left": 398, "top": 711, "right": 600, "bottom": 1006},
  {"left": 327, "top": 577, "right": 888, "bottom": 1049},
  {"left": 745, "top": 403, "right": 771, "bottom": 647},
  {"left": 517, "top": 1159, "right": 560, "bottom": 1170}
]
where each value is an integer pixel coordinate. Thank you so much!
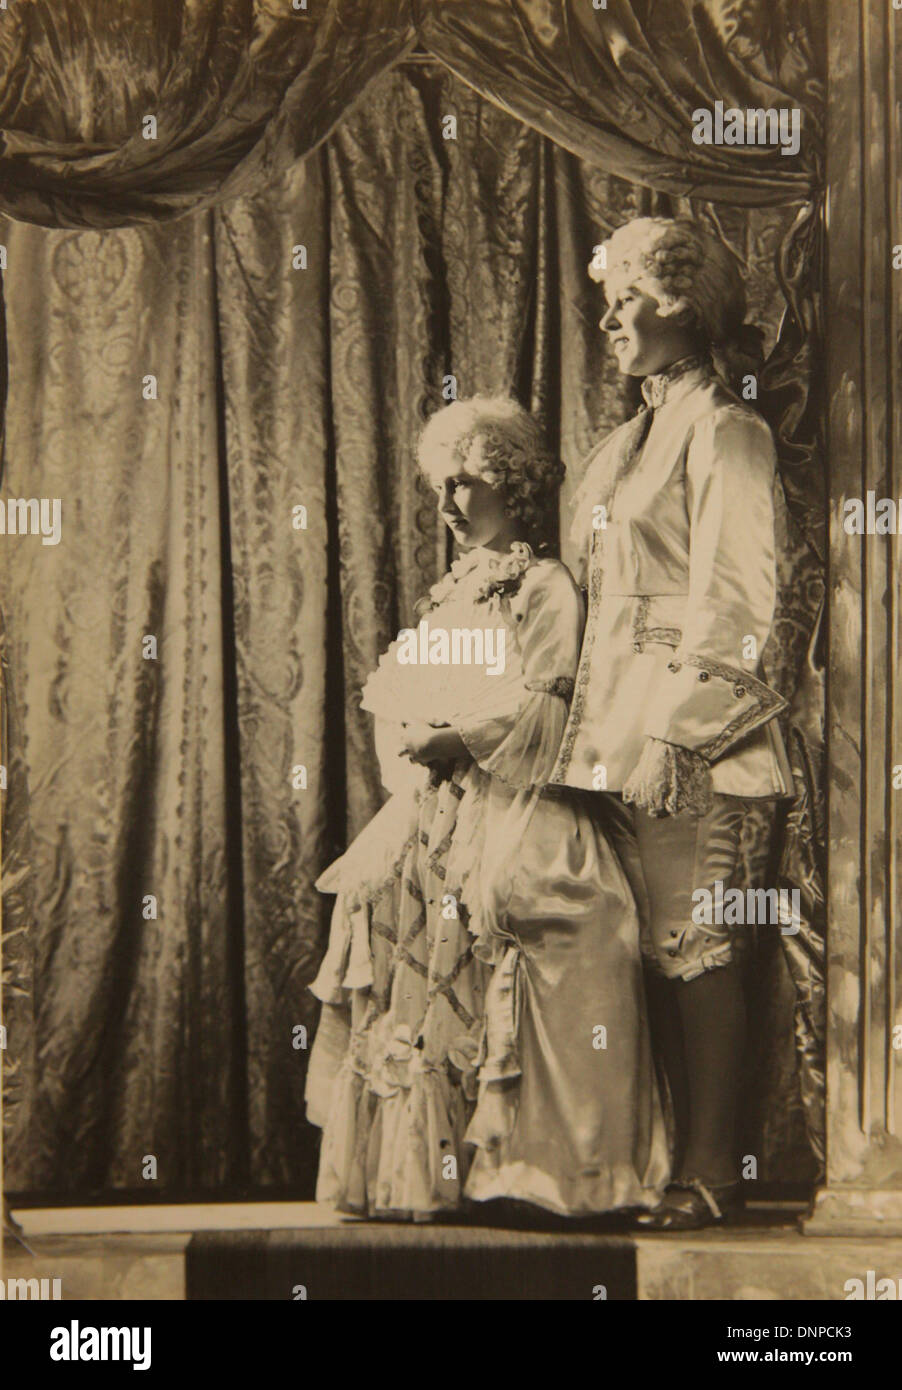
[{"left": 552, "top": 217, "right": 793, "bottom": 1229}]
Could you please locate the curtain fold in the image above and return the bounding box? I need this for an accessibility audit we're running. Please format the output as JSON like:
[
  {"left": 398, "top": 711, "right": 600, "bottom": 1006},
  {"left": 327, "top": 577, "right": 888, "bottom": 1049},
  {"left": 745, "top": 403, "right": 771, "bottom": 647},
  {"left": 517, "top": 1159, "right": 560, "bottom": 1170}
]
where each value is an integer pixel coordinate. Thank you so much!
[
  {"left": 213, "top": 158, "right": 334, "bottom": 1189},
  {"left": 0, "top": 616, "right": 36, "bottom": 1183},
  {"left": 0, "top": 0, "right": 416, "bottom": 228},
  {"left": 416, "top": 0, "right": 824, "bottom": 204},
  {"left": 0, "top": 213, "right": 243, "bottom": 1190},
  {"left": 1, "top": 64, "right": 822, "bottom": 1193}
]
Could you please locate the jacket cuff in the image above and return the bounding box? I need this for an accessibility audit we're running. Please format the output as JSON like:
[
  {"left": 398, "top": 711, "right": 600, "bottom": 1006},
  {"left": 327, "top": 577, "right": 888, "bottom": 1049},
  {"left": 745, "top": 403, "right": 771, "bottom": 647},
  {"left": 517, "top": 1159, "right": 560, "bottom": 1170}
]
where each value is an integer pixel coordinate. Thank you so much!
[{"left": 644, "top": 653, "right": 787, "bottom": 763}]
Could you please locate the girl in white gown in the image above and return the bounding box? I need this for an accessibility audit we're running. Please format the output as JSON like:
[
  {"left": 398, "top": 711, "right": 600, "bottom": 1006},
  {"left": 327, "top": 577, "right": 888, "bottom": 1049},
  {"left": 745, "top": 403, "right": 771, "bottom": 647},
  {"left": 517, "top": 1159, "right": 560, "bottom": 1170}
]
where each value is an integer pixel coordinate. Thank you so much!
[{"left": 306, "top": 396, "right": 668, "bottom": 1219}]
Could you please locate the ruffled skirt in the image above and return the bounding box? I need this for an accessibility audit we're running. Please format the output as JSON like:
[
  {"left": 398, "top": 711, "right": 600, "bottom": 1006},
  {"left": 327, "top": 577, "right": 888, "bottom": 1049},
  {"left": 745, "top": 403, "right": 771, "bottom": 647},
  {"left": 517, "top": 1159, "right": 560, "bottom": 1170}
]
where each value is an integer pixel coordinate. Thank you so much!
[{"left": 306, "top": 763, "right": 669, "bottom": 1218}]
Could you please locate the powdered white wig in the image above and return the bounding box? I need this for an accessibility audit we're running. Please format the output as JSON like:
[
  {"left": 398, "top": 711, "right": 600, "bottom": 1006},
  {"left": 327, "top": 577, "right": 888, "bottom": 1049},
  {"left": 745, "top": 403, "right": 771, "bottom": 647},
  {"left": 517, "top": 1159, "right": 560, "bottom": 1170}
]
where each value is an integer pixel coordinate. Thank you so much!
[
  {"left": 417, "top": 396, "right": 565, "bottom": 538},
  {"left": 591, "top": 217, "right": 762, "bottom": 370}
]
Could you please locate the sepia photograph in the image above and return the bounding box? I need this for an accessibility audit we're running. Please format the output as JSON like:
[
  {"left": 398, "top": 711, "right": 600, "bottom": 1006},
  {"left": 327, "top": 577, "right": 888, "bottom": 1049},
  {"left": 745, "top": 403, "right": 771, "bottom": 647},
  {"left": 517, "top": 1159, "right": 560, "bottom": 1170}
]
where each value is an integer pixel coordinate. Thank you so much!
[{"left": 0, "top": 0, "right": 898, "bottom": 1357}]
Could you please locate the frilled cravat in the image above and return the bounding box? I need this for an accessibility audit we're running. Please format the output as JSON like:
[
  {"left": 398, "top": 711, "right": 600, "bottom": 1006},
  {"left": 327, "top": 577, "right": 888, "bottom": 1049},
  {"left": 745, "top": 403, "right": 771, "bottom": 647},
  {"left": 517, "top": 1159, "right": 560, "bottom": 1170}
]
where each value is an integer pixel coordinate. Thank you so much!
[{"left": 641, "top": 352, "right": 712, "bottom": 409}]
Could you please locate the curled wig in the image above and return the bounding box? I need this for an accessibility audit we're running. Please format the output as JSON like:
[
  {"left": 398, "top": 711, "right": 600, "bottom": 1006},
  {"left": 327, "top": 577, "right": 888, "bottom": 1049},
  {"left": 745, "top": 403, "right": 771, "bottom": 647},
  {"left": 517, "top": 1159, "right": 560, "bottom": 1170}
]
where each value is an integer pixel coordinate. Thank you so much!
[
  {"left": 592, "top": 217, "right": 765, "bottom": 384},
  {"left": 417, "top": 396, "right": 565, "bottom": 540}
]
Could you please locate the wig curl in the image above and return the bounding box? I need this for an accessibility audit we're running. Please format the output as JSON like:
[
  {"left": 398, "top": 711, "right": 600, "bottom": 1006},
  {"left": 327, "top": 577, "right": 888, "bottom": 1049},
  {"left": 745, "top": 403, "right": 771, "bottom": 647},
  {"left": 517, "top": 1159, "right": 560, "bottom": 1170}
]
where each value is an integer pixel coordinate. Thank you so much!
[
  {"left": 417, "top": 396, "right": 565, "bottom": 539},
  {"left": 592, "top": 217, "right": 764, "bottom": 384}
]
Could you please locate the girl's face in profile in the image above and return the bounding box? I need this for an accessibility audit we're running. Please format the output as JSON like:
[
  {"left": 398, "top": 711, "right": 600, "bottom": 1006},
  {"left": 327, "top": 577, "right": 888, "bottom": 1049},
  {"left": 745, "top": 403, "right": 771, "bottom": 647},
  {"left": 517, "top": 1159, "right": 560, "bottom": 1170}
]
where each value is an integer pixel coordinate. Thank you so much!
[
  {"left": 600, "top": 282, "right": 694, "bottom": 378},
  {"left": 428, "top": 437, "right": 511, "bottom": 550}
]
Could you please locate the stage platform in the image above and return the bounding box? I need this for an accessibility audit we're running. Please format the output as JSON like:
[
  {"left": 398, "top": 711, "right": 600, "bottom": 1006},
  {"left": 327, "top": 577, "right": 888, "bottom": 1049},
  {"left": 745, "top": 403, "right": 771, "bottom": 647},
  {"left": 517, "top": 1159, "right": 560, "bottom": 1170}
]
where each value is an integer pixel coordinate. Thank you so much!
[{"left": 5, "top": 1202, "right": 900, "bottom": 1300}]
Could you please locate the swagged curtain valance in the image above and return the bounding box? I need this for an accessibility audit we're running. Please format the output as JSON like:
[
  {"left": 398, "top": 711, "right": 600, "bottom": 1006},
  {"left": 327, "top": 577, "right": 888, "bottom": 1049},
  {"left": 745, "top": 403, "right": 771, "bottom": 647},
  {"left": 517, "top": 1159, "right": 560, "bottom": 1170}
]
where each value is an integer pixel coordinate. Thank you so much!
[
  {"left": 0, "top": 0, "right": 823, "bottom": 228},
  {"left": 0, "top": 0, "right": 827, "bottom": 1187}
]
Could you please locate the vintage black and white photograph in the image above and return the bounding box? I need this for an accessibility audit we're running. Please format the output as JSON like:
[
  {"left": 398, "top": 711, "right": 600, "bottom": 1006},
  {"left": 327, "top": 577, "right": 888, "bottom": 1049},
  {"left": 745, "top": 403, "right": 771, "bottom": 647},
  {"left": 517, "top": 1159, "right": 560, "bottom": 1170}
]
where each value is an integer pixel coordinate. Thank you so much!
[{"left": 0, "top": 0, "right": 899, "bottom": 1346}]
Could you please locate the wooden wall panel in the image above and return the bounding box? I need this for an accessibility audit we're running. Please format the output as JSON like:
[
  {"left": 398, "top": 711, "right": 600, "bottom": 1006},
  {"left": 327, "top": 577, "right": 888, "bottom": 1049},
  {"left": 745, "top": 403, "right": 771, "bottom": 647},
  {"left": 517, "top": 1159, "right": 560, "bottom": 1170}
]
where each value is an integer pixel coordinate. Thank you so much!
[{"left": 815, "top": 0, "right": 902, "bottom": 1228}]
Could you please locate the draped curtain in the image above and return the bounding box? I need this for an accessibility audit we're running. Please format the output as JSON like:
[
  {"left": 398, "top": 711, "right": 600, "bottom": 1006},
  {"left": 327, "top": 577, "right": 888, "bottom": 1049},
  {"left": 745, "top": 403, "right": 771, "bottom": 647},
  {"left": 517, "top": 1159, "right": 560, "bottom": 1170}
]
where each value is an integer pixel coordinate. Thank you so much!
[
  {"left": 0, "top": 0, "right": 823, "bottom": 225},
  {"left": 0, "top": 1, "right": 825, "bottom": 1195}
]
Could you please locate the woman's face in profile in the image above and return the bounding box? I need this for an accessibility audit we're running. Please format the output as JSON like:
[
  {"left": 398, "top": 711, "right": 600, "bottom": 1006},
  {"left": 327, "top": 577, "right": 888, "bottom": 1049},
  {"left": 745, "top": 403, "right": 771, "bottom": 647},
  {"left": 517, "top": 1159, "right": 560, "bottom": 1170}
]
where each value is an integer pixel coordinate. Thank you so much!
[
  {"left": 428, "top": 437, "right": 510, "bottom": 550},
  {"left": 600, "top": 283, "right": 693, "bottom": 378}
]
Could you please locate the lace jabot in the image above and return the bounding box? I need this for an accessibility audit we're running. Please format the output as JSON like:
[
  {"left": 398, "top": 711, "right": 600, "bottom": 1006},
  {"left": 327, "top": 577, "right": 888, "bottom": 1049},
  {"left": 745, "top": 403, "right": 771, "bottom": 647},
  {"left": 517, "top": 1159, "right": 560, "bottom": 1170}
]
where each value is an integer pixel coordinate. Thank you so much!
[
  {"left": 641, "top": 353, "right": 713, "bottom": 410},
  {"left": 418, "top": 540, "right": 535, "bottom": 615}
]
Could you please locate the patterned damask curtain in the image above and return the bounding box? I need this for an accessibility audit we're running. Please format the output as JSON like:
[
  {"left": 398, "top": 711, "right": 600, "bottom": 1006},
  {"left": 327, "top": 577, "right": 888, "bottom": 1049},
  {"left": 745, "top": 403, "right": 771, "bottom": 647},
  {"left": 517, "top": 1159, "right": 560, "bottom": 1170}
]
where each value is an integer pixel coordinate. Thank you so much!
[{"left": 0, "top": 2, "right": 826, "bottom": 1194}]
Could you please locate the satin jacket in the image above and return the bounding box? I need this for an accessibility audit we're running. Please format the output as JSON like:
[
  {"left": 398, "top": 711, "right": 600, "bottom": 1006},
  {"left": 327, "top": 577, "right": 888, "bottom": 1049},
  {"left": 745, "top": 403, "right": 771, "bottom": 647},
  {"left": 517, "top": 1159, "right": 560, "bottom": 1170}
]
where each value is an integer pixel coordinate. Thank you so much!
[{"left": 552, "top": 356, "right": 794, "bottom": 798}]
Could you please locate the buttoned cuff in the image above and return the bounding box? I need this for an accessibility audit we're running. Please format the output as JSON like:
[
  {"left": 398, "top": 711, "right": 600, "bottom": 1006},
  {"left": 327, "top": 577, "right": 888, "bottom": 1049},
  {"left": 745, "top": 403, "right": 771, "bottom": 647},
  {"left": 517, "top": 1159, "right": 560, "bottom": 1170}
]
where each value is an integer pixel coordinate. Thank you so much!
[{"left": 644, "top": 653, "right": 787, "bottom": 763}]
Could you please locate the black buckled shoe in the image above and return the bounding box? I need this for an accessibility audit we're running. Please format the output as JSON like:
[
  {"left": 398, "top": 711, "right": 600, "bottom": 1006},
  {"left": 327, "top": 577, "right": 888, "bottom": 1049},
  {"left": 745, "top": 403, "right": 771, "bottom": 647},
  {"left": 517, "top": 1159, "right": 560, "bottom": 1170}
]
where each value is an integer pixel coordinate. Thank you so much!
[{"left": 634, "top": 1177, "right": 742, "bottom": 1231}]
